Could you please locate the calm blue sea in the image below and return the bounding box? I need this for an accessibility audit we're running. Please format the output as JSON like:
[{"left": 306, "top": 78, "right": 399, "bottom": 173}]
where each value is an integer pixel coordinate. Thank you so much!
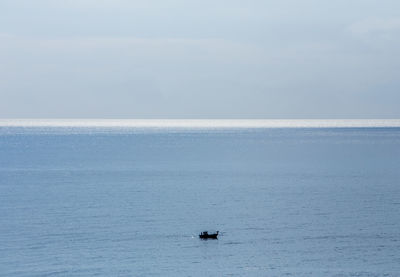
[{"left": 1, "top": 125, "right": 400, "bottom": 276}]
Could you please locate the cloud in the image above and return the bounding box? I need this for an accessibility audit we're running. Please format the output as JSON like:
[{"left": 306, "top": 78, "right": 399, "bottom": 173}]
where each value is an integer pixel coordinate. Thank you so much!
[
  {"left": 349, "top": 18, "right": 400, "bottom": 40},
  {"left": 0, "top": 34, "right": 264, "bottom": 64},
  {"left": 1, "top": 22, "right": 400, "bottom": 118}
]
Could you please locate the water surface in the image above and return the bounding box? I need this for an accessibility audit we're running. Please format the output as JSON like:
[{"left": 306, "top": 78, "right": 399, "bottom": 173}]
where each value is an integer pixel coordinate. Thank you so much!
[{"left": 1, "top": 123, "right": 399, "bottom": 276}]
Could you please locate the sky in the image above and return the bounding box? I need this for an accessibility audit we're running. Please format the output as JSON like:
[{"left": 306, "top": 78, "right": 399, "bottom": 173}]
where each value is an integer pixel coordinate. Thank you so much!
[{"left": 0, "top": 0, "right": 399, "bottom": 118}]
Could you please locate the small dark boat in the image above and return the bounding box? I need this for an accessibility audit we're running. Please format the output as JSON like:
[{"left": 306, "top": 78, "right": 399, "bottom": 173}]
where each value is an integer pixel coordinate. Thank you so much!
[{"left": 199, "top": 231, "right": 219, "bottom": 239}]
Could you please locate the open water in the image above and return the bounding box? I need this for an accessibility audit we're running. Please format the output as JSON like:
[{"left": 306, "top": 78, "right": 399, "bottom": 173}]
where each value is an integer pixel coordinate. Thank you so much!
[{"left": 1, "top": 122, "right": 400, "bottom": 276}]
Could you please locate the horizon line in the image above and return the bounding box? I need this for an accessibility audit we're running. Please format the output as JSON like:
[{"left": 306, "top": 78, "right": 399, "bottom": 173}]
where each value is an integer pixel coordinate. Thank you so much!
[{"left": 1, "top": 119, "right": 400, "bottom": 128}]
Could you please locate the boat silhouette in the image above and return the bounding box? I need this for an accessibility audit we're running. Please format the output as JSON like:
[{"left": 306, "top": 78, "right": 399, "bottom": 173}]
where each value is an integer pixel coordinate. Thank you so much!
[{"left": 199, "top": 231, "right": 219, "bottom": 239}]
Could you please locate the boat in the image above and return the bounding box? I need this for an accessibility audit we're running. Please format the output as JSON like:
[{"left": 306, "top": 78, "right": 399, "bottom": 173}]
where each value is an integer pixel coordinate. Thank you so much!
[{"left": 199, "top": 231, "right": 219, "bottom": 239}]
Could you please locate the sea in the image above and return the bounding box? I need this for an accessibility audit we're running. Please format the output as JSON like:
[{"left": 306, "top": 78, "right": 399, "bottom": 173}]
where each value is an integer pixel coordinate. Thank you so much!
[{"left": 1, "top": 120, "right": 400, "bottom": 277}]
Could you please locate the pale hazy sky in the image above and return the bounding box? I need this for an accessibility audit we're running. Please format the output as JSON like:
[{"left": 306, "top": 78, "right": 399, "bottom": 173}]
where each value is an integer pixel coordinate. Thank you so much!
[{"left": 1, "top": 0, "right": 399, "bottom": 118}]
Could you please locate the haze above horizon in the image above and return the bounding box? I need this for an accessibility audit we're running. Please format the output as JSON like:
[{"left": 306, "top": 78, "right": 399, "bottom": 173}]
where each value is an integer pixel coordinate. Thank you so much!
[{"left": 1, "top": 0, "right": 400, "bottom": 118}]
